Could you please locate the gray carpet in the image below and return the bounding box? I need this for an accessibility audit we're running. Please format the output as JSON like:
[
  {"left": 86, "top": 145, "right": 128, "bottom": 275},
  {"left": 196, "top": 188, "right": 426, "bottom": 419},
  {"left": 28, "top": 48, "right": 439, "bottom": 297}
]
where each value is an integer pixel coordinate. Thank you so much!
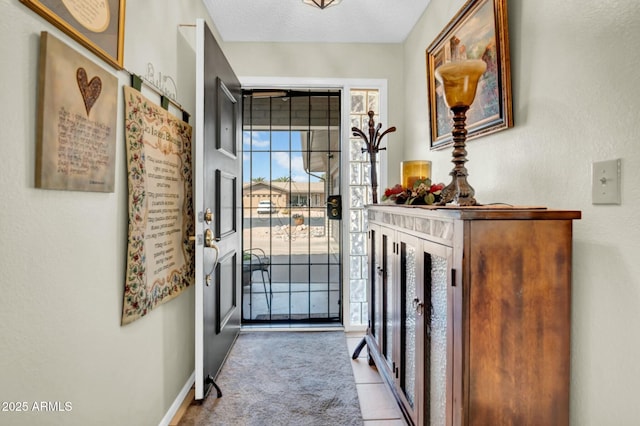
[{"left": 180, "top": 331, "right": 363, "bottom": 426}]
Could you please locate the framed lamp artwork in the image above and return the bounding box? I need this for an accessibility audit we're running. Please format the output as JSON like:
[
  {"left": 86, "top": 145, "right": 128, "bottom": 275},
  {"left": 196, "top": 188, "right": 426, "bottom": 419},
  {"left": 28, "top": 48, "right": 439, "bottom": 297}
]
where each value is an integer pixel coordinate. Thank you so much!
[
  {"left": 426, "top": 0, "right": 513, "bottom": 150},
  {"left": 20, "top": 0, "right": 125, "bottom": 69}
]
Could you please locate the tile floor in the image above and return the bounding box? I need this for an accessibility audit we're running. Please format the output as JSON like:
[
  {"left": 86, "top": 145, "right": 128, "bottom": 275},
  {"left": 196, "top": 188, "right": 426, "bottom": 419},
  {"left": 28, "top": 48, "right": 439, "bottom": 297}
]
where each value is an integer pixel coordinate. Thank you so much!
[{"left": 346, "top": 332, "right": 407, "bottom": 425}]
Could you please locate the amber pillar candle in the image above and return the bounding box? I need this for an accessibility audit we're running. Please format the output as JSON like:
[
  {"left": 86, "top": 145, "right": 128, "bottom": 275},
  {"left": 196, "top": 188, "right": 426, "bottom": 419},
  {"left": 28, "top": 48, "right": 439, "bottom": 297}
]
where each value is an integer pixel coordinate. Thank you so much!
[{"left": 401, "top": 160, "right": 431, "bottom": 189}]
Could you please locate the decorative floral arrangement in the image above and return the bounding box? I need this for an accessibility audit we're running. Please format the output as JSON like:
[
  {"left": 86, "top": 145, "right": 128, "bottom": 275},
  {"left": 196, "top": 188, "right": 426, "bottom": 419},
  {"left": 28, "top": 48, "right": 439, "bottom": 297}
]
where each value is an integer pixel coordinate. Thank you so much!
[{"left": 382, "top": 178, "right": 445, "bottom": 205}]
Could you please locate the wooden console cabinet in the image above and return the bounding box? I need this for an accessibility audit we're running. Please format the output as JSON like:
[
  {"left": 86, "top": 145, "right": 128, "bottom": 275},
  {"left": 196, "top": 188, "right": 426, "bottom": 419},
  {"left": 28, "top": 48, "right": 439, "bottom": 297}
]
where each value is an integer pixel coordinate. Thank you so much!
[{"left": 364, "top": 206, "right": 580, "bottom": 425}]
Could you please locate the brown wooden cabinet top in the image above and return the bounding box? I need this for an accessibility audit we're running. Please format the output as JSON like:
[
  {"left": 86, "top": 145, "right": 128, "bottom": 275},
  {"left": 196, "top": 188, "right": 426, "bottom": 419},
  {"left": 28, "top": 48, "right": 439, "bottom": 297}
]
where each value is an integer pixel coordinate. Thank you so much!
[{"left": 367, "top": 204, "right": 581, "bottom": 221}]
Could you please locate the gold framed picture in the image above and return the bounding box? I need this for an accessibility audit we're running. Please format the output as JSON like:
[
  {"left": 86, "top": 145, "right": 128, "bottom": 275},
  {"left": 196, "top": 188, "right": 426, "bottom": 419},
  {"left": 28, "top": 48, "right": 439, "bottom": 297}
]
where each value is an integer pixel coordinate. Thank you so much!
[
  {"left": 21, "top": 0, "right": 125, "bottom": 69},
  {"left": 426, "top": 0, "right": 513, "bottom": 150}
]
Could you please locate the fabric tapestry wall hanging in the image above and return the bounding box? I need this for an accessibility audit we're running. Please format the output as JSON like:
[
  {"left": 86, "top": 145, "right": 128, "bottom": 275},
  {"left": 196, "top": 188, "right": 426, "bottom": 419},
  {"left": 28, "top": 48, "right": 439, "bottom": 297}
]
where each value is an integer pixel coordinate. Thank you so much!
[
  {"left": 122, "top": 86, "right": 194, "bottom": 325},
  {"left": 426, "top": 0, "right": 513, "bottom": 150},
  {"left": 35, "top": 32, "right": 118, "bottom": 192}
]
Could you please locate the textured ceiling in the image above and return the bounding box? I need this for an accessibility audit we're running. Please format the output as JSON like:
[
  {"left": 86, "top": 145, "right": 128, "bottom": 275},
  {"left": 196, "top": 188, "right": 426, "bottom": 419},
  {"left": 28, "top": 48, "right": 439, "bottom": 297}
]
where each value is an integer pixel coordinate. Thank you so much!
[{"left": 202, "top": 0, "right": 431, "bottom": 43}]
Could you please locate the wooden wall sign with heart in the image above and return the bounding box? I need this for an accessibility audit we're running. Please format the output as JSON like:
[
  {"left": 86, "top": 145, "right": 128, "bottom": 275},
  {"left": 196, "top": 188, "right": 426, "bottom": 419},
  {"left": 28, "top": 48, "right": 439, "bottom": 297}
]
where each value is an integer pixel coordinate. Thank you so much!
[
  {"left": 36, "top": 32, "right": 118, "bottom": 192},
  {"left": 76, "top": 67, "right": 102, "bottom": 116}
]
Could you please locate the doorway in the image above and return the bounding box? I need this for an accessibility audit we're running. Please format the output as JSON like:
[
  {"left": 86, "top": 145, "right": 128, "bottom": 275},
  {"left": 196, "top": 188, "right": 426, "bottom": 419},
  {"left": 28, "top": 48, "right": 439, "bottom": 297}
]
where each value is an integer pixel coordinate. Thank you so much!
[{"left": 242, "top": 89, "right": 342, "bottom": 325}]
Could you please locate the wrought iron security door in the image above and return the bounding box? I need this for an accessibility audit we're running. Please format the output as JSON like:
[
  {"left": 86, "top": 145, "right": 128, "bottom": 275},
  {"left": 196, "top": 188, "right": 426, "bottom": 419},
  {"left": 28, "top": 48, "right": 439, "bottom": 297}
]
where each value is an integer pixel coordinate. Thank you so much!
[{"left": 242, "top": 89, "right": 342, "bottom": 324}]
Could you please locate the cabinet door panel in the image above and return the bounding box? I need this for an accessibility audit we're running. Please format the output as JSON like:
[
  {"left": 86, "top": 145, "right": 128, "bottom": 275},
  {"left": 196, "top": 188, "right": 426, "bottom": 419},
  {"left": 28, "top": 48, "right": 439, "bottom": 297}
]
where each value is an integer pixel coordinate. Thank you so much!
[
  {"left": 399, "top": 234, "right": 422, "bottom": 425},
  {"left": 383, "top": 231, "right": 395, "bottom": 369},
  {"left": 395, "top": 233, "right": 453, "bottom": 426},
  {"left": 369, "top": 225, "right": 382, "bottom": 348},
  {"left": 369, "top": 224, "right": 395, "bottom": 371},
  {"left": 466, "top": 220, "right": 572, "bottom": 425},
  {"left": 423, "top": 239, "right": 453, "bottom": 426}
]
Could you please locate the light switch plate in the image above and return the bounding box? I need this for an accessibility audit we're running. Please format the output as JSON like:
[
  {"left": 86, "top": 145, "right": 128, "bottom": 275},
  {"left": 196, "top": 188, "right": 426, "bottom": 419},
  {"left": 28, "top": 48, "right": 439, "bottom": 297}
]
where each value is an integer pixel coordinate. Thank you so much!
[{"left": 592, "top": 159, "right": 621, "bottom": 205}]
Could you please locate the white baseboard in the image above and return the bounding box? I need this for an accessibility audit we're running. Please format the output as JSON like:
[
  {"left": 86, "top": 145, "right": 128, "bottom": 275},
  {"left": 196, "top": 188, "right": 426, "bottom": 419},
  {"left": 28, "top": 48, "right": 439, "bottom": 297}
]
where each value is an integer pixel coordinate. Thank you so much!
[
  {"left": 158, "top": 371, "right": 195, "bottom": 426},
  {"left": 343, "top": 325, "right": 366, "bottom": 333}
]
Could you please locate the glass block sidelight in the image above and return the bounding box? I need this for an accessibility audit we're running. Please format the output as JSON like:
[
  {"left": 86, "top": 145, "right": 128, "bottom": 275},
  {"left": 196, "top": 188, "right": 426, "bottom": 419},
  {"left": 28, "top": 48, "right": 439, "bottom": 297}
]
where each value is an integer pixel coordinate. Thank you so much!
[
  {"left": 350, "top": 187, "right": 364, "bottom": 208},
  {"left": 348, "top": 88, "right": 379, "bottom": 326},
  {"left": 362, "top": 162, "right": 371, "bottom": 184},
  {"left": 350, "top": 256, "right": 362, "bottom": 279},
  {"left": 350, "top": 232, "right": 366, "bottom": 256},
  {"left": 349, "top": 210, "right": 362, "bottom": 233},
  {"left": 350, "top": 139, "right": 366, "bottom": 162},
  {"left": 350, "top": 163, "right": 362, "bottom": 185},
  {"left": 361, "top": 256, "right": 369, "bottom": 280},
  {"left": 350, "top": 302, "right": 362, "bottom": 324},
  {"left": 350, "top": 279, "right": 367, "bottom": 302}
]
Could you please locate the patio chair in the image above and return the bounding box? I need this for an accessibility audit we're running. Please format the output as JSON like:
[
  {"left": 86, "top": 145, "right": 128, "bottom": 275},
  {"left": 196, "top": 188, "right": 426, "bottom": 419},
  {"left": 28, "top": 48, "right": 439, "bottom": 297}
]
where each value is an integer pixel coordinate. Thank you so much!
[{"left": 242, "top": 248, "right": 272, "bottom": 310}]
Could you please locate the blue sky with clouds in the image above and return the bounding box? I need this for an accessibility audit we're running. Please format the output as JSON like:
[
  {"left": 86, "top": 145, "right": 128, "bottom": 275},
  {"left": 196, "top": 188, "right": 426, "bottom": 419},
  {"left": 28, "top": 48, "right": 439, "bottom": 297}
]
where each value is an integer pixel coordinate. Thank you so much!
[{"left": 243, "top": 131, "right": 321, "bottom": 183}]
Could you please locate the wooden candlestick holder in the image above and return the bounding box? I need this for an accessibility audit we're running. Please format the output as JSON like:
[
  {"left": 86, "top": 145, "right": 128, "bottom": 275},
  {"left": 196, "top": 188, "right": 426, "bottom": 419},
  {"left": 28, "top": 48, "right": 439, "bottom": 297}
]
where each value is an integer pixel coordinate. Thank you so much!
[{"left": 437, "top": 105, "right": 477, "bottom": 206}]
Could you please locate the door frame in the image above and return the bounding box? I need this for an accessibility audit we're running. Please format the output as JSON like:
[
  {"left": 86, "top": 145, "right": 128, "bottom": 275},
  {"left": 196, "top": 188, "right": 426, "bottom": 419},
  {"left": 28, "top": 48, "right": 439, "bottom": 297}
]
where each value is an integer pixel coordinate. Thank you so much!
[
  {"left": 194, "top": 19, "right": 206, "bottom": 400},
  {"left": 240, "top": 77, "right": 388, "bottom": 332}
]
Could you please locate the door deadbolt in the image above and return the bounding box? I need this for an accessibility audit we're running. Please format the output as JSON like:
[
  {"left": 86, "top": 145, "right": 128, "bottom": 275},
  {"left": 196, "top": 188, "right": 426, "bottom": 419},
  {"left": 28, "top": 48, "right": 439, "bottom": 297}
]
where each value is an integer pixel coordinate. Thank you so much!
[
  {"left": 327, "top": 195, "right": 342, "bottom": 220},
  {"left": 198, "top": 208, "right": 213, "bottom": 224}
]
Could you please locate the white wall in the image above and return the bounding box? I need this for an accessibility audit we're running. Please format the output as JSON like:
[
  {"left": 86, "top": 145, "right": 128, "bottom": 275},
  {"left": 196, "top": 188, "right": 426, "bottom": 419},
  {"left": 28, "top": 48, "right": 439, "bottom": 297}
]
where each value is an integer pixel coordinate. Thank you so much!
[
  {"left": 403, "top": 0, "right": 640, "bottom": 424},
  {"left": 0, "top": 1, "right": 216, "bottom": 425},
  {"left": 221, "top": 41, "right": 405, "bottom": 188}
]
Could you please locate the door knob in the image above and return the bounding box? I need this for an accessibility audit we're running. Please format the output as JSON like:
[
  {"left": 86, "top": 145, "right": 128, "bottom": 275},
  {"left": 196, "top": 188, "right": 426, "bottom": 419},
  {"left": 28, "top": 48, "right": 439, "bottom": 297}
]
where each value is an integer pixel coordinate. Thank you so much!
[
  {"left": 204, "top": 228, "right": 215, "bottom": 248},
  {"left": 190, "top": 228, "right": 219, "bottom": 285},
  {"left": 188, "top": 228, "right": 216, "bottom": 247}
]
